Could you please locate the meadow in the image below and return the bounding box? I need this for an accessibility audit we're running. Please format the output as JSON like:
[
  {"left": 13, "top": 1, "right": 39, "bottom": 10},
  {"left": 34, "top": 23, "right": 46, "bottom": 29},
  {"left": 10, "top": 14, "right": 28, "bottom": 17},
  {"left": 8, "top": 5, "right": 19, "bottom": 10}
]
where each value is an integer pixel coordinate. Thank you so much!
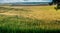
[{"left": 0, "top": 5, "right": 60, "bottom": 33}]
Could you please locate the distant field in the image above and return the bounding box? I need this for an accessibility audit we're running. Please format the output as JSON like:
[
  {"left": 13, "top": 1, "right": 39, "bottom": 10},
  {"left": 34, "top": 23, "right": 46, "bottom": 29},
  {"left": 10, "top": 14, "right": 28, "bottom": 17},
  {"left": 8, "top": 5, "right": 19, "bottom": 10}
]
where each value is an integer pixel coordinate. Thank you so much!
[{"left": 0, "top": 5, "right": 60, "bottom": 33}]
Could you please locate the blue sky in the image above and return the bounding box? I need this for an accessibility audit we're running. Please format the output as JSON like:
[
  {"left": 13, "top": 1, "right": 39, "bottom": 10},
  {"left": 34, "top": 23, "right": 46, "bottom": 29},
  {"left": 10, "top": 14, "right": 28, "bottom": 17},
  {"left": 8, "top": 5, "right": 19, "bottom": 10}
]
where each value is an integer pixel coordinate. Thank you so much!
[{"left": 0, "top": 0, "right": 52, "bottom": 3}]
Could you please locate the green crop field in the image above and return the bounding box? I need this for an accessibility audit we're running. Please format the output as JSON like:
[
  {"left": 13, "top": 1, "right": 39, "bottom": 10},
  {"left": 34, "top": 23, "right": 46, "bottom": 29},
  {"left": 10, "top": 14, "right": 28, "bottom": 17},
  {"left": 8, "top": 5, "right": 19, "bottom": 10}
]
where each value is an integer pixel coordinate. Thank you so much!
[{"left": 0, "top": 5, "right": 60, "bottom": 33}]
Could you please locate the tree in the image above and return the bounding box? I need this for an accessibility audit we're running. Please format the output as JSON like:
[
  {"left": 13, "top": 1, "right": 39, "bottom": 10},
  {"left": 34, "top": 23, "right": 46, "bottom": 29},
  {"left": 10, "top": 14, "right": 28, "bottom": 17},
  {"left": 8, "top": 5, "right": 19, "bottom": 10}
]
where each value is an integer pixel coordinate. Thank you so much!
[
  {"left": 57, "top": 0, "right": 60, "bottom": 8},
  {"left": 49, "top": 0, "right": 56, "bottom": 5},
  {"left": 53, "top": 0, "right": 56, "bottom": 4}
]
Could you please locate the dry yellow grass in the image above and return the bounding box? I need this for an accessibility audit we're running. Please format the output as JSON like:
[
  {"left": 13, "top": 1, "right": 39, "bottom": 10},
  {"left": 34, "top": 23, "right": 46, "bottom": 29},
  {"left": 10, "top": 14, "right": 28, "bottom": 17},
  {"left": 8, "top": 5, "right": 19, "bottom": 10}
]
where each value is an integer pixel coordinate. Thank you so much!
[
  {"left": 19, "top": 6, "right": 60, "bottom": 21},
  {"left": 0, "top": 6, "right": 60, "bottom": 33},
  {"left": 0, "top": 5, "right": 60, "bottom": 31},
  {"left": 0, "top": 5, "right": 60, "bottom": 21}
]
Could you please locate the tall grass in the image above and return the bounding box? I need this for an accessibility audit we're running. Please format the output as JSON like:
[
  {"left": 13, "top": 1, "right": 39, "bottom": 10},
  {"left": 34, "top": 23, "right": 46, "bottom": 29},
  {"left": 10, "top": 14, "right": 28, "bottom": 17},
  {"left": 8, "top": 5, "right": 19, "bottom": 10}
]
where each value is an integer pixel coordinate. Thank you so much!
[
  {"left": 0, "top": 15, "right": 60, "bottom": 33},
  {"left": 0, "top": 6, "right": 60, "bottom": 33}
]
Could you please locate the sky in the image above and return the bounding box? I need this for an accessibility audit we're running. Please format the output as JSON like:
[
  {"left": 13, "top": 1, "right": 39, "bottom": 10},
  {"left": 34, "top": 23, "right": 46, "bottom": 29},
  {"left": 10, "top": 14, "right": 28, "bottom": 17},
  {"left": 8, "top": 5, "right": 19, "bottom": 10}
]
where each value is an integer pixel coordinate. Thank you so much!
[{"left": 0, "top": 0, "right": 52, "bottom": 3}]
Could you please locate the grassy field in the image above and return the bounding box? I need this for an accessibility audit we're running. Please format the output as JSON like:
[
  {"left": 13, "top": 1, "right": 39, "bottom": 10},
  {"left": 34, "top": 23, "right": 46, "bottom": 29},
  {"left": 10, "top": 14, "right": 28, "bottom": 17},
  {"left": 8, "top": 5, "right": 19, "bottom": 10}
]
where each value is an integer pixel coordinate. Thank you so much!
[{"left": 0, "top": 5, "right": 60, "bottom": 33}]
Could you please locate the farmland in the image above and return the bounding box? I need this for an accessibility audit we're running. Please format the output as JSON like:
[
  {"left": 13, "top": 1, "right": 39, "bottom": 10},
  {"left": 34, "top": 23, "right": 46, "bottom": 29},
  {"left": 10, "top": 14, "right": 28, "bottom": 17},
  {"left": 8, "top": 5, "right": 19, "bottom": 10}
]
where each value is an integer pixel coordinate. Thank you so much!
[{"left": 0, "top": 5, "right": 60, "bottom": 33}]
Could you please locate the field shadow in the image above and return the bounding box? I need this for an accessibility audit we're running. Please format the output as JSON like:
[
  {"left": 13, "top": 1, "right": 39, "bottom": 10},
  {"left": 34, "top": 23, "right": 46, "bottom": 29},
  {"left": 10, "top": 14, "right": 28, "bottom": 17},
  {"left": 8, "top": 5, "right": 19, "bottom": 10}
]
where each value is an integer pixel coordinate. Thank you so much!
[
  {"left": 0, "top": 7, "right": 32, "bottom": 13},
  {"left": 54, "top": 7, "right": 60, "bottom": 11},
  {"left": 0, "top": 27, "right": 60, "bottom": 33}
]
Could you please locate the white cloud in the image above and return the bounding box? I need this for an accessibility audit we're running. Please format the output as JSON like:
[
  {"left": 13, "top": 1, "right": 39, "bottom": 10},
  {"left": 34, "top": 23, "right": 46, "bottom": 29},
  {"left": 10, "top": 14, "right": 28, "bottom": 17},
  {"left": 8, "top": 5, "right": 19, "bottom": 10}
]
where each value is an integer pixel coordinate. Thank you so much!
[{"left": 0, "top": 0, "right": 52, "bottom": 3}]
